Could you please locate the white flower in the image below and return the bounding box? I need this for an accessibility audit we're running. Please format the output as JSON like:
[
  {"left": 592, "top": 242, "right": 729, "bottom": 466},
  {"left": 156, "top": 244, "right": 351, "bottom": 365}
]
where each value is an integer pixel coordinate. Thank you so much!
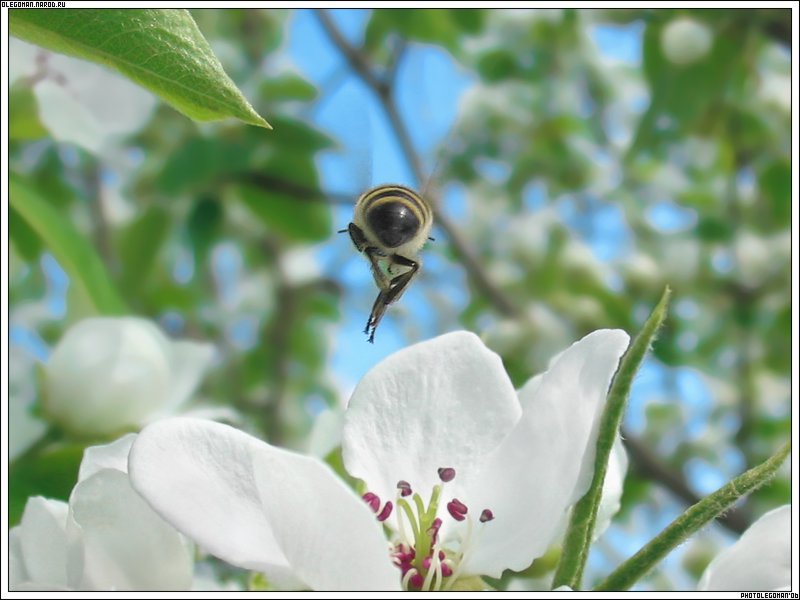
[
  {"left": 698, "top": 505, "right": 791, "bottom": 591},
  {"left": 10, "top": 435, "right": 194, "bottom": 590},
  {"left": 129, "top": 330, "right": 629, "bottom": 590},
  {"left": 661, "top": 17, "right": 712, "bottom": 65},
  {"left": 44, "top": 317, "right": 215, "bottom": 437}
]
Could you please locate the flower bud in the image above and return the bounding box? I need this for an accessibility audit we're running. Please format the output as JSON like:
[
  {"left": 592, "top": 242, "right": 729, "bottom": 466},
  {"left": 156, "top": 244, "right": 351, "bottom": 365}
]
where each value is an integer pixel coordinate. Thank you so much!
[{"left": 44, "top": 317, "right": 214, "bottom": 436}]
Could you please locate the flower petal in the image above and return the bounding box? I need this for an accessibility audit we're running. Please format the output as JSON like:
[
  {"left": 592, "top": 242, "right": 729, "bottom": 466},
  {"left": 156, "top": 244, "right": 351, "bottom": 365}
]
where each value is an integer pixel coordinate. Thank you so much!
[
  {"left": 67, "top": 469, "right": 193, "bottom": 590},
  {"left": 12, "top": 497, "right": 70, "bottom": 588},
  {"left": 251, "top": 446, "right": 400, "bottom": 590},
  {"left": 128, "top": 418, "right": 292, "bottom": 576},
  {"left": 460, "top": 329, "right": 629, "bottom": 577},
  {"left": 165, "top": 340, "right": 216, "bottom": 411},
  {"left": 343, "top": 331, "right": 521, "bottom": 503},
  {"left": 9, "top": 528, "right": 30, "bottom": 588},
  {"left": 698, "top": 505, "right": 790, "bottom": 591},
  {"left": 78, "top": 433, "right": 137, "bottom": 481}
]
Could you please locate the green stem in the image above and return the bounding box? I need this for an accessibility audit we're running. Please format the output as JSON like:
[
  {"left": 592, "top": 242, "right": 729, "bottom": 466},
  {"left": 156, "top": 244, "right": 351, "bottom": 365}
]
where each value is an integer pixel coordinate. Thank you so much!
[
  {"left": 552, "top": 286, "right": 671, "bottom": 590},
  {"left": 595, "top": 441, "right": 790, "bottom": 591}
]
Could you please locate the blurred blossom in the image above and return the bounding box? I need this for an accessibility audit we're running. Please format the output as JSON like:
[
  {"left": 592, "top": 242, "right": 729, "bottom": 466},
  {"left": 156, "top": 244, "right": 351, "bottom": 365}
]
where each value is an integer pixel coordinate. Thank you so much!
[
  {"left": 698, "top": 505, "right": 790, "bottom": 591},
  {"left": 10, "top": 436, "right": 194, "bottom": 590},
  {"left": 44, "top": 317, "right": 216, "bottom": 437},
  {"left": 620, "top": 251, "right": 662, "bottom": 287},
  {"left": 129, "top": 329, "right": 629, "bottom": 590},
  {"left": 9, "top": 346, "right": 47, "bottom": 461},
  {"left": 735, "top": 230, "right": 790, "bottom": 288},
  {"left": 9, "top": 38, "right": 158, "bottom": 153},
  {"left": 660, "top": 17, "right": 712, "bottom": 65},
  {"left": 279, "top": 246, "right": 322, "bottom": 286}
]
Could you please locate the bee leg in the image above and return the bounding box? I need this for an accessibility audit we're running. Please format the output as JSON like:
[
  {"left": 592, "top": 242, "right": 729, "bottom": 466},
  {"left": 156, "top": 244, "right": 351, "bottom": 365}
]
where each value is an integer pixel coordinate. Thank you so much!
[
  {"left": 364, "top": 255, "right": 420, "bottom": 343},
  {"left": 383, "top": 254, "right": 420, "bottom": 305},
  {"left": 348, "top": 223, "right": 391, "bottom": 291},
  {"left": 365, "top": 289, "right": 390, "bottom": 343},
  {"left": 347, "top": 223, "right": 369, "bottom": 252}
]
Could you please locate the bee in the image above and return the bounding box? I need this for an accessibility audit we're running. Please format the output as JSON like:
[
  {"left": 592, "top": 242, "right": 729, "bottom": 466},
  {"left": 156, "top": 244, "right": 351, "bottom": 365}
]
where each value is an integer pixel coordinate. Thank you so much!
[{"left": 342, "top": 184, "right": 434, "bottom": 343}]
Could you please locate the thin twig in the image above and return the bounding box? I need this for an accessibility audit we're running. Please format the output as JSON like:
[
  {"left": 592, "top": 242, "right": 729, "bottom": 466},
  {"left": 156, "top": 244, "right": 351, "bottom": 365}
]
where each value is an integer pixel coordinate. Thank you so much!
[
  {"left": 315, "top": 9, "right": 518, "bottom": 316},
  {"left": 622, "top": 431, "right": 750, "bottom": 534},
  {"left": 237, "top": 172, "right": 356, "bottom": 205}
]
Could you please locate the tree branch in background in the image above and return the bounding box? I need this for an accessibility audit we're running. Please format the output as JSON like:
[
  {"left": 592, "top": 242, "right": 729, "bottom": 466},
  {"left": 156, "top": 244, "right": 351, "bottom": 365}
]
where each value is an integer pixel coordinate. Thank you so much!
[
  {"left": 316, "top": 9, "right": 753, "bottom": 536},
  {"left": 622, "top": 431, "right": 750, "bottom": 534},
  {"left": 315, "top": 9, "right": 518, "bottom": 317},
  {"left": 238, "top": 171, "right": 356, "bottom": 205}
]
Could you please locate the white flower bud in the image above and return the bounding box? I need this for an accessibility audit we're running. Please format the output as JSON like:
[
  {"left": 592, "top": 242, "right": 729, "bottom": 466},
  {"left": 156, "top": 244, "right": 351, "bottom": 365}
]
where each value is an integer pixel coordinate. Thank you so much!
[
  {"left": 44, "top": 317, "right": 214, "bottom": 437},
  {"left": 661, "top": 17, "right": 712, "bottom": 65}
]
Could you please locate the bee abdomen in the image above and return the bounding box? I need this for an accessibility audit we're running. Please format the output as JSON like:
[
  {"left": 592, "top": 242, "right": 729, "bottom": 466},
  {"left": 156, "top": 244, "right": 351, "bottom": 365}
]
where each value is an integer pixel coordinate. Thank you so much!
[
  {"left": 357, "top": 184, "right": 432, "bottom": 249},
  {"left": 367, "top": 201, "right": 419, "bottom": 248}
]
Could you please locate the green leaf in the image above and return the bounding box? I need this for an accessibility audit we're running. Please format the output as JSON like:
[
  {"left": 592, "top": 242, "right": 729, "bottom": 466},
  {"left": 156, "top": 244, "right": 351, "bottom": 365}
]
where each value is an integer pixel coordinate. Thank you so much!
[
  {"left": 10, "top": 9, "right": 270, "bottom": 128},
  {"left": 9, "top": 173, "right": 127, "bottom": 315},
  {"left": 187, "top": 196, "right": 223, "bottom": 267},
  {"left": 758, "top": 159, "right": 791, "bottom": 224},
  {"left": 364, "top": 9, "right": 484, "bottom": 55},
  {"left": 9, "top": 83, "right": 48, "bottom": 141},
  {"left": 629, "top": 18, "right": 741, "bottom": 156},
  {"left": 594, "top": 442, "right": 791, "bottom": 591},
  {"left": 553, "top": 286, "right": 672, "bottom": 591},
  {"left": 236, "top": 183, "right": 330, "bottom": 242},
  {"left": 9, "top": 443, "right": 85, "bottom": 526},
  {"left": 259, "top": 73, "right": 318, "bottom": 102},
  {"left": 9, "top": 204, "right": 43, "bottom": 261},
  {"left": 116, "top": 205, "right": 171, "bottom": 296}
]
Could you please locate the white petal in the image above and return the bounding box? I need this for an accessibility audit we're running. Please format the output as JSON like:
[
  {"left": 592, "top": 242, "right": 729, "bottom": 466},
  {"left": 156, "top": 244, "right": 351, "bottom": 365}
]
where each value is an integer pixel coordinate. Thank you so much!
[
  {"left": 15, "top": 497, "right": 70, "bottom": 587},
  {"left": 460, "top": 329, "right": 629, "bottom": 577},
  {"left": 9, "top": 528, "right": 30, "bottom": 588},
  {"left": 343, "top": 331, "right": 521, "bottom": 503},
  {"left": 165, "top": 340, "right": 216, "bottom": 411},
  {"left": 68, "top": 469, "right": 193, "bottom": 590},
  {"left": 698, "top": 505, "right": 791, "bottom": 591},
  {"left": 251, "top": 446, "right": 400, "bottom": 591},
  {"left": 128, "top": 418, "right": 292, "bottom": 575},
  {"left": 306, "top": 408, "right": 344, "bottom": 459},
  {"left": 79, "top": 434, "right": 137, "bottom": 481}
]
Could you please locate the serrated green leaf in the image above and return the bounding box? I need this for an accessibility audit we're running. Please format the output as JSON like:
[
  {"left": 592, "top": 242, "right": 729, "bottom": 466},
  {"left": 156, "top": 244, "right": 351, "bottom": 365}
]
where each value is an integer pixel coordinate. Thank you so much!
[
  {"left": 9, "top": 173, "right": 127, "bottom": 315},
  {"left": 10, "top": 9, "right": 270, "bottom": 128}
]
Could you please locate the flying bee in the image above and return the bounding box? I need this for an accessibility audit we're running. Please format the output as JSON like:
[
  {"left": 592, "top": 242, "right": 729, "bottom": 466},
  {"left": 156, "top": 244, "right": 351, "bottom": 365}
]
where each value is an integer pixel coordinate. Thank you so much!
[{"left": 342, "top": 184, "right": 434, "bottom": 343}]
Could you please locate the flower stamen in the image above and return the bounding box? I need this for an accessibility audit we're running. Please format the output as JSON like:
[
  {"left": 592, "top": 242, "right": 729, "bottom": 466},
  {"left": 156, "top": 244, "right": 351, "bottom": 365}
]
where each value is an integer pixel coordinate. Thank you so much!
[{"left": 367, "top": 468, "right": 495, "bottom": 590}]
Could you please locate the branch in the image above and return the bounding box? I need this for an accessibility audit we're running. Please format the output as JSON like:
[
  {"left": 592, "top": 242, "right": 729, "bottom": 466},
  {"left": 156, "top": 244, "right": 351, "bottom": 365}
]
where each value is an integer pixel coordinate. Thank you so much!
[
  {"left": 315, "top": 9, "right": 518, "bottom": 317},
  {"left": 236, "top": 172, "right": 355, "bottom": 205},
  {"left": 622, "top": 431, "right": 751, "bottom": 534}
]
